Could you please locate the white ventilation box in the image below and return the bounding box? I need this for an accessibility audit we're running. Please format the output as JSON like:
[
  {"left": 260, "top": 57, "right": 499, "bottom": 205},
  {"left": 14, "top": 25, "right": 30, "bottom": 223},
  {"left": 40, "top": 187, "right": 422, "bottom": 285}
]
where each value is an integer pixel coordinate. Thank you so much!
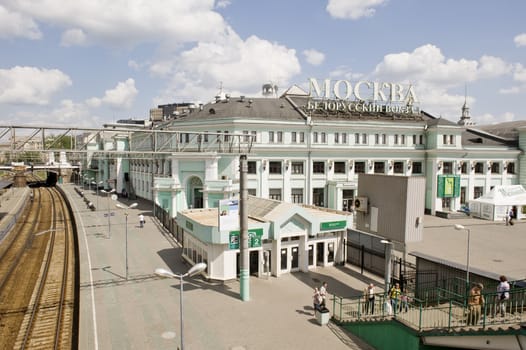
[{"left": 354, "top": 197, "right": 368, "bottom": 213}]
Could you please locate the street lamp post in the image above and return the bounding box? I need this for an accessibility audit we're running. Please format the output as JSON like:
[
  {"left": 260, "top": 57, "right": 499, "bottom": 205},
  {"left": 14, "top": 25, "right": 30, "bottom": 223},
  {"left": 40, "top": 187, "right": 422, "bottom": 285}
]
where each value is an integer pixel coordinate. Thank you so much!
[
  {"left": 381, "top": 239, "right": 394, "bottom": 295},
  {"left": 454, "top": 224, "right": 471, "bottom": 287},
  {"left": 101, "top": 189, "right": 116, "bottom": 238},
  {"left": 93, "top": 181, "right": 103, "bottom": 210},
  {"left": 155, "top": 263, "right": 207, "bottom": 350},
  {"left": 116, "top": 202, "right": 138, "bottom": 280}
]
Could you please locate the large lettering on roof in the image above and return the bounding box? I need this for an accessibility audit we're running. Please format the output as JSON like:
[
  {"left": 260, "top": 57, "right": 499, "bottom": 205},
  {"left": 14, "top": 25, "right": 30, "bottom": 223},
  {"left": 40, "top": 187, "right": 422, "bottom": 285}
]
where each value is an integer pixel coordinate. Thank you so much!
[{"left": 307, "top": 78, "right": 419, "bottom": 114}]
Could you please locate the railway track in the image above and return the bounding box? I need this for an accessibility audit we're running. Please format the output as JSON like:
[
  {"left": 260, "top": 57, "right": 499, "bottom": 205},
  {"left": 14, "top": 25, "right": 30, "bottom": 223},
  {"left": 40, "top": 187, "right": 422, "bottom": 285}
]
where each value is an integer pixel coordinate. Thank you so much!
[{"left": 0, "top": 186, "right": 77, "bottom": 349}]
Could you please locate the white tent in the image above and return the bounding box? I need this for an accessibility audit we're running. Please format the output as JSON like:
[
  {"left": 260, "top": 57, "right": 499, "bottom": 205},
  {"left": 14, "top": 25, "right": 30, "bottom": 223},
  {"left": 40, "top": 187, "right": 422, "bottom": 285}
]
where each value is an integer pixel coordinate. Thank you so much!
[{"left": 468, "top": 185, "right": 526, "bottom": 221}]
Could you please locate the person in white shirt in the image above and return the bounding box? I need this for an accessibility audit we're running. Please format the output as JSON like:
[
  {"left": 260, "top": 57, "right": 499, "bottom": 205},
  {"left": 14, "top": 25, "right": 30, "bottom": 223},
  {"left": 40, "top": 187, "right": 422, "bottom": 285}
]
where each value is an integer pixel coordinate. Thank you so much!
[
  {"left": 319, "top": 282, "right": 328, "bottom": 308},
  {"left": 139, "top": 214, "right": 145, "bottom": 228},
  {"left": 496, "top": 275, "right": 510, "bottom": 317}
]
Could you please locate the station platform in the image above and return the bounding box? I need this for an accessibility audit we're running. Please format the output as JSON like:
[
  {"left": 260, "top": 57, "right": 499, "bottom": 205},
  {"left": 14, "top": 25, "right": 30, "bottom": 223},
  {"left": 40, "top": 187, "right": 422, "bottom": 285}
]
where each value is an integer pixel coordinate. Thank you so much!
[
  {"left": 0, "top": 187, "right": 29, "bottom": 242},
  {"left": 60, "top": 183, "right": 373, "bottom": 350}
]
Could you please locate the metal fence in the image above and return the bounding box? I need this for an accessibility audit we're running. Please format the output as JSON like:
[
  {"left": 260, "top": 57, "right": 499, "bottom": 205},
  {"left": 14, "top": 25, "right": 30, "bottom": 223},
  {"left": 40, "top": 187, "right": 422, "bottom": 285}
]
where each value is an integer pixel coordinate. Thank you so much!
[{"left": 332, "top": 284, "right": 526, "bottom": 332}]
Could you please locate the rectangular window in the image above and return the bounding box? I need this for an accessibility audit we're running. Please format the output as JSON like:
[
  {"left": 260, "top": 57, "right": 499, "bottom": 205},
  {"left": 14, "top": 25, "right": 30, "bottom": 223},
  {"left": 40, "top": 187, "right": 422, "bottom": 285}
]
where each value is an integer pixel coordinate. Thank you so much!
[
  {"left": 299, "top": 132, "right": 305, "bottom": 143},
  {"left": 224, "top": 131, "right": 229, "bottom": 142},
  {"left": 313, "top": 188, "right": 324, "bottom": 207},
  {"left": 401, "top": 135, "right": 406, "bottom": 145},
  {"left": 474, "top": 162, "right": 484, "bottom": 174},
  {"left": 394, "top": 134, "right": 399, "bottom": 145},
  {"left": 335, "top": 132, "right": 339, "bottom": 144},
  {"left": 247, "top": 161, "right": 257, "bottom": 174},
  {"left": 243, "top": 130, "right": 249, "bottom": 142},
  {"left": 313, "top": 132, "right": 319, "bottom": 143},
  {"left": 251, "top": 130, "right": 257, "bottom": 143},
  {"left": 491, "top": 162, "right": 500, "bottom": 174},
  {"left": 248, "top": 188, "right": 256, "bottom": 196},
  {"left": 291, "top": 161, "right": 304, "bottom": 174},
  {"left": 291, "top": 131, "right": 297, "bottom": 143},
  {"left": 419, "top": 135, "right": 424, "bottom": 144},
  {"left": 313, "top": 161, "right": 325, "bottom": 174},
  {"left": 204, "top": 132, "right": 209, "bottom": 143},
  {"left": 269, "top": 161, "right": 282, "bottom": 174},
  {"left": 269, "top": 188, "right": 282, "bottom": 201},
  {"left": 334, "top": 161, "right": 346, "bottom": 174},
  {"left": 277, "top": 131, "right": 283, "bottom": 143},
  {"left": 355, "top": 161, "right": 366, "bottom": 173},
  {"left": 341, "top": 133, "right": 347, "bottom": 144},
  {"left": 355, "top": 133, "right": 360, "bottom": 144},
  {"left": 382, "top": 134, "right": 386, "bottom": 144},
  {"left": 374, "top": 161, "right": 385, "bottom": 174},
  {"left": 461, "top": 162, "right": 468, "bottom": 174},
  {"left": 443, "top": 162, "right": 453, "bottom": 174},
  {"left": 269, "top": 131, "right": 275, "bottom": 143},
  {"left": 412, "top": 162, "right": 422, "bottom": 174},
  {"left": 412, "top": 134, "right": 417, "bottom": 145},
  {"left": 393, "top": 161, "right": 404, "bottom": 174},
  {"left": 321, "top": 132, "right": 326, "bottom": 143},
  {"left": 507, "top": 162, "right": 515, "bottom": 174},
  {"left": 474, "top": 186, "right": 483, "bottom": 199},
  {"left": 291, "top": 188, "right": 304, "bottom": 204},
  {"left": 362, "top": 133, "right": 367, "bottom": 144},
  {"left": 374, "top": 134, "right": 379, "bottom": 144},
  {"left": 443, "top": 135, "right": 448, "bottom": 145},
  {"left": 450, "top": 135, "right": 455, "bottom": 145}
]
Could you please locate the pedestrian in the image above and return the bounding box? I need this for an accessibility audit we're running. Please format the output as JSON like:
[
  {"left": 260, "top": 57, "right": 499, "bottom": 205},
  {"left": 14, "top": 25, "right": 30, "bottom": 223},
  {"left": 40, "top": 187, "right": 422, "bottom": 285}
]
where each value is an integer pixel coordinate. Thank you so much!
[
  {"left": 313, "top": 287, "right": 322, "bottom": 312},
  {"left": 399, "top": 293, "right": 409, "bottom": 313},
  {"left": 364, "top": 283, "right": 375, "bottom": 314},
  {"left": 467, "top": 283, "right": 485, "bottom": 325},
  {"left": 495, "top": 275, "right": 510, "bottom": 317},
  {"left": 319, "top": 282, "right": 328, "bottom": 308},
  {"left": 509, "top": 208, "right": 514, "bottom": 226},
  {"left": 389, "top": 283, "right": 401, "bottom": 313},
  {"left": 139, "top": 214, "right": 145, "bottom": 228}
]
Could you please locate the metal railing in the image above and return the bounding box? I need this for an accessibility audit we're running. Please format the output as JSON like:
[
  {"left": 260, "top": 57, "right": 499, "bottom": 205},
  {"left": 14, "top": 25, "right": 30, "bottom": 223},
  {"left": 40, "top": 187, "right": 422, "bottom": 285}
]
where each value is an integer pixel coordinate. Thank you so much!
[{"left": 332, "top": 288, "right": 526, "bottom": 332}]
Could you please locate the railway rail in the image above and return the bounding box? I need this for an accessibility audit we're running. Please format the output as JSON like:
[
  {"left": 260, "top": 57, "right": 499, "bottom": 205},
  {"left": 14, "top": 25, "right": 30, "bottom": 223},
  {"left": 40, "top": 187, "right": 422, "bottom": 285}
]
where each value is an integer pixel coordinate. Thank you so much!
[{"left": 0, "top": 185, "right": 78, "bottom": 349}]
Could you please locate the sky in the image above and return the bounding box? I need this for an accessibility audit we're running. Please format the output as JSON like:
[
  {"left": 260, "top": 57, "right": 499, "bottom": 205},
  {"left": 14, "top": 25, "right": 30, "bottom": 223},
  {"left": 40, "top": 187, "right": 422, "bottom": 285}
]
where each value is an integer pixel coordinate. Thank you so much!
[{"left": 0, "top": 0, "right": 525, "bottom": 128}]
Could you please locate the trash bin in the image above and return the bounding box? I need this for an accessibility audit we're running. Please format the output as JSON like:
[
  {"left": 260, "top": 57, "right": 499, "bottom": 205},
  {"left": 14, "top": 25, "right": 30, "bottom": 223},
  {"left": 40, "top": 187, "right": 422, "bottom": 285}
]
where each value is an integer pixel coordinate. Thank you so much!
[{"left": 315, "top": 307, "right": 330, "bottom": 325}]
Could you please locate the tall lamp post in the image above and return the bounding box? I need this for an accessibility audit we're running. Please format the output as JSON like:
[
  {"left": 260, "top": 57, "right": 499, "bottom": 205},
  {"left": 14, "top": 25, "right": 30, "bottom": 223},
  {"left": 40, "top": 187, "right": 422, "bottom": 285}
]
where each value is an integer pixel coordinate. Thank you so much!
[
  {"left": 101, "top": 189, "right": 116, "bottom": 238},
  {"left": 93, "top": 180, "right": 103, "bottom": 210},
  {"left": 381, "top": 239, "right": 394, "bottom": 295},
  {"left": 155, "top": 263, "right": 207, "bottom": 350},
  {"left": 116, "top": 202, "right": 138, "bottom": 280},
  {"left": 454, "top": 224, "right": 471, "bottom": 288}
]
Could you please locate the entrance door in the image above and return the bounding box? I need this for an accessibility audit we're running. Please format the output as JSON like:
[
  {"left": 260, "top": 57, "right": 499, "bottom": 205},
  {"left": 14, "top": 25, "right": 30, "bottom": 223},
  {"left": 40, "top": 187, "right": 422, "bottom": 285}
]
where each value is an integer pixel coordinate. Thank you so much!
[
  {"left": 249, "top": 250, "right": 259, "bottom": 276},
  {"left": 316, "top": 242, "right": 324, "bottom": 266},
  {"left": 308, "top": 245, "right": 314, "bottom": 266},
  {"left": 280, "top": 248, "right": 288, "bottom": 270},
  {"left": 291, "top": 247, "right": 299, "bottom": 270}
]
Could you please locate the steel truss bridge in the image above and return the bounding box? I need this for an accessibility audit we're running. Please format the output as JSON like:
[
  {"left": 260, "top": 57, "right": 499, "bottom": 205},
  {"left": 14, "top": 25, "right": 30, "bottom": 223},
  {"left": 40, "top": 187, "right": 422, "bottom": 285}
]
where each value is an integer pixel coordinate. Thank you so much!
[{"left": 0, "top": 125, "right": 254, "bottom": 165}]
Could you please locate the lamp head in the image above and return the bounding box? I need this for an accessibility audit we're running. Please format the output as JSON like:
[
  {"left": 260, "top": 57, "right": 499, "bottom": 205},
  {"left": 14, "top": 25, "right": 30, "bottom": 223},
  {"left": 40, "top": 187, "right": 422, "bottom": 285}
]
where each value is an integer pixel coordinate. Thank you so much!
[
  {"left": 187, "top": 262, "right": 207, "bottom": 277},
  {"left": 454, "top": 224, "right": 465, "bottom": 231}
]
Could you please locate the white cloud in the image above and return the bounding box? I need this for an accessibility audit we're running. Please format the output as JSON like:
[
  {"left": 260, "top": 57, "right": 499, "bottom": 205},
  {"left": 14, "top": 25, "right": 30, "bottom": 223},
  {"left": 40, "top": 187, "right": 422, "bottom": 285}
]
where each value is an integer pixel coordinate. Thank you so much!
[
  {"left": 326, "top": 0, "right": 386, "bottom": 20},
  {"left": 153, "top": 30, "right": 301, "bottom": 103},
  {"left": 88, "top": 79, "right": 138, "bottom": 109},
  {"left": 477, "top": 55, "right": 512, "bottom": 79},
  {"left": 499, "top": 86, "right": 521, "bottom": 94},
  {"left": 0, "top": 66, "right": 71, "bottom": 105},
  {"left": 303, "top": 49, "right": 325, "bottom": 66},
  {"left": 61, "top": 28, "right": 87, "bottom": 47},
  {"left": 0, "top": 5, "right": 41, "bottom": 39},
  {"left": 513, "top": 63, "right": 526, "bottom": 83},
  {"left": 3, "top": 0, "right": 227, "bottom": 47},
  {"left": 514, "top": 33, "right": 526, "bottom": 47},
  {"left": 216, "top": 0, "right": 231, "bottom": 9},
  {"left": 477, "top": 112, "right": 515, "bottom": 125}
]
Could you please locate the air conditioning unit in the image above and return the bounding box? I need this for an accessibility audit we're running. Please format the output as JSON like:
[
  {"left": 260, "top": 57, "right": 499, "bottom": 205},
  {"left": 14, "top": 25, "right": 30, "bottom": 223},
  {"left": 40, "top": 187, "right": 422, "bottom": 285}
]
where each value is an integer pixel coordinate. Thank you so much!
[{"left": 354, "top": 197, "right": 368, "bottom": 213}]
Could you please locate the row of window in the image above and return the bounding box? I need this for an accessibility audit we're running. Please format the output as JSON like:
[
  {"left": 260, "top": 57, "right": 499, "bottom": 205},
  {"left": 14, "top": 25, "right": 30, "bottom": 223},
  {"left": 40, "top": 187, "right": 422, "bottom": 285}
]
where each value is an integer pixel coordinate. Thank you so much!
[
  {"left": 180, "top": 130, "right": 426, "bottom": 146},
  {"left": 441, "top": 161, "right": 515, "bottom": 175},
  {"left": 250, "top": 160, "right": 424, "bottom": 175}
]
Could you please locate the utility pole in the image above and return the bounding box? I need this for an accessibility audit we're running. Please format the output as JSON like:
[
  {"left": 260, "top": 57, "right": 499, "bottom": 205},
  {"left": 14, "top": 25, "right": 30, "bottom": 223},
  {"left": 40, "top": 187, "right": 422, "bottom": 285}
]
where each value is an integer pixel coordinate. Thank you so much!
[{"left": 239, "top": 154, "right": 249, "bottom": 301}]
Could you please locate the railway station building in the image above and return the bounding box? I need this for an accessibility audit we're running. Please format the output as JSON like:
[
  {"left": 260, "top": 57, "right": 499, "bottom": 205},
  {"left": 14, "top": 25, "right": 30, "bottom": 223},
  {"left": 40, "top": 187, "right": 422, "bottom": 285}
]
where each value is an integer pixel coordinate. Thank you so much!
[{"left": 81, "top": 79, "right": 526, "bottom": 278}]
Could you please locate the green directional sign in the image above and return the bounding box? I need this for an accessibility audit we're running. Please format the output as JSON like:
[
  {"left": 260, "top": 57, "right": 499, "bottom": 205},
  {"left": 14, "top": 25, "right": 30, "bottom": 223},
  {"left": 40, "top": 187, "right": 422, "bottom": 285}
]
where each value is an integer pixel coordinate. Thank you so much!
[
  {"left": 320, "top": 220, "right": 347, "bottom": 231},
  {"left": 229, "top": 228, "right": 263, "bottom": 249}
]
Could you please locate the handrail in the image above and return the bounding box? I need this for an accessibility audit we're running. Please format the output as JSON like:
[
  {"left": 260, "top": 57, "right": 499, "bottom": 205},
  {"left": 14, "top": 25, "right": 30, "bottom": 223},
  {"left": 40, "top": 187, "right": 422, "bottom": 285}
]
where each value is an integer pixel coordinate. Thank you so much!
[{"left": 332, "top": 288, "right": 526, "bottom": 332}]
